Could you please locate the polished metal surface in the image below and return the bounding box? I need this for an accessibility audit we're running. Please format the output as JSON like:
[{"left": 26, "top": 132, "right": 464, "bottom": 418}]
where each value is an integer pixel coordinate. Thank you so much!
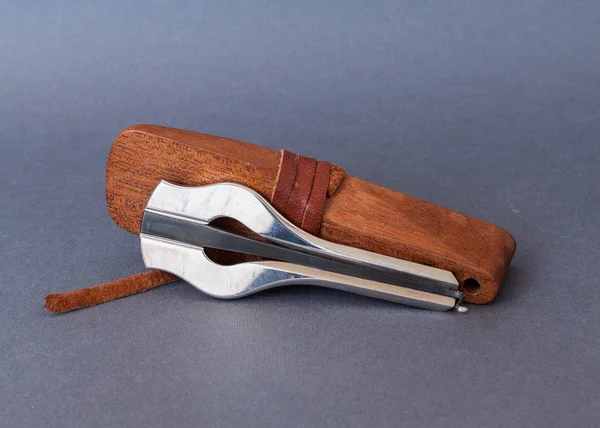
[{"left": 140, "top": 181, "right": 467, "bottom": 312}]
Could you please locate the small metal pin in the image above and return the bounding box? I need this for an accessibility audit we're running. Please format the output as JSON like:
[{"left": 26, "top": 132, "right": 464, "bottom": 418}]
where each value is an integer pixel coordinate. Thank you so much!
[{"left": 455, "top": 305, "right": 468, "bottom": 313}]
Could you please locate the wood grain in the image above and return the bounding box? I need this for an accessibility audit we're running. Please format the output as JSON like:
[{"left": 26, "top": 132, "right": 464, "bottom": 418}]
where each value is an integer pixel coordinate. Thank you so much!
[{"left": 106, "top": 125, "right": 516, "bottom": 304}]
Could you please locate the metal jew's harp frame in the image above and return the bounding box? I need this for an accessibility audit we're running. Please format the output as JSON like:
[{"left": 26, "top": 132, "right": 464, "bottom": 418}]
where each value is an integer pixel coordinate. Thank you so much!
[{"left": 139, "top": 181, "right": 467, "bottom": 312}]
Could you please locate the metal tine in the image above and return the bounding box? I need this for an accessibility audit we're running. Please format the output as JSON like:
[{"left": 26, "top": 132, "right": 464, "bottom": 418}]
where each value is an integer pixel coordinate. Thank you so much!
[{"left": 140, "top": 233, "right": 459, "bottom": 311}]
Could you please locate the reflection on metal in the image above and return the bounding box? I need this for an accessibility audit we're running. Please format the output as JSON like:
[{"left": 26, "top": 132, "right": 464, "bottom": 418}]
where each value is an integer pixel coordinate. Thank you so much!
[{"left": 140, "top": 181, "right": 467, "bottom": 313}]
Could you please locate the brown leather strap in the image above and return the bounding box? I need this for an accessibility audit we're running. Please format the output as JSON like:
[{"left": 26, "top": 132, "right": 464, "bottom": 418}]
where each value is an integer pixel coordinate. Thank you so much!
[
  {"left": 283, "top": 156, "right": 317, "bottom": 226},
  {"left": 46, "top": 150, "right": 346, "bottom": 313},
  {"left": 271, "top": 150, "right": 297, "bottom": 213},
  {"left": 270, "top": 151, "right": 341, "bottom": 234},
  {"left": 301, "top": 161, "right": 332, "bottom": 235},
  {"left": 45, "top": 270, "right": 179, "bottom": 313}
]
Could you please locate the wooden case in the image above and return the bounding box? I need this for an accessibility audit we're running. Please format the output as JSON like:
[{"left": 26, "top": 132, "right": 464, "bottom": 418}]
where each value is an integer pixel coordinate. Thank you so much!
[{"left": 106, "top": 125, "right": 516, "bottom": 304}]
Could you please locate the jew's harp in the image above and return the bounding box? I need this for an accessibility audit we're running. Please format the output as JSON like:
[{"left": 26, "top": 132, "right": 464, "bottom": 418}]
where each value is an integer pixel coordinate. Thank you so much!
[{"left": 139, "top": 181, "right": 467, "bottom": 312}]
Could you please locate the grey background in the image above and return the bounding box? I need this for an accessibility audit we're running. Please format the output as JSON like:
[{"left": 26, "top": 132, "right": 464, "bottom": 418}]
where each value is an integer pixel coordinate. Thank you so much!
[{"left": 1, "top": 1, "right": 599, "bottom": 427}]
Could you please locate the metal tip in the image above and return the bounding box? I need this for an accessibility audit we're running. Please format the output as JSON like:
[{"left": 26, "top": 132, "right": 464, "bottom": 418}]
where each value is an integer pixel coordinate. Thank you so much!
[{"left": 455, "top": 305, "right": 468, "bottom": 313}]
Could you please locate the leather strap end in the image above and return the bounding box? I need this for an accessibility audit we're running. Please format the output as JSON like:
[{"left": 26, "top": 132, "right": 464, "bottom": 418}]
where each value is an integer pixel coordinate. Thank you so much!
[
  {"left": 327, "top": 164, "right": 346, "bottom": 196},
  {"left": 44, "top": 270, "right": 179, "bottom": 313}
]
